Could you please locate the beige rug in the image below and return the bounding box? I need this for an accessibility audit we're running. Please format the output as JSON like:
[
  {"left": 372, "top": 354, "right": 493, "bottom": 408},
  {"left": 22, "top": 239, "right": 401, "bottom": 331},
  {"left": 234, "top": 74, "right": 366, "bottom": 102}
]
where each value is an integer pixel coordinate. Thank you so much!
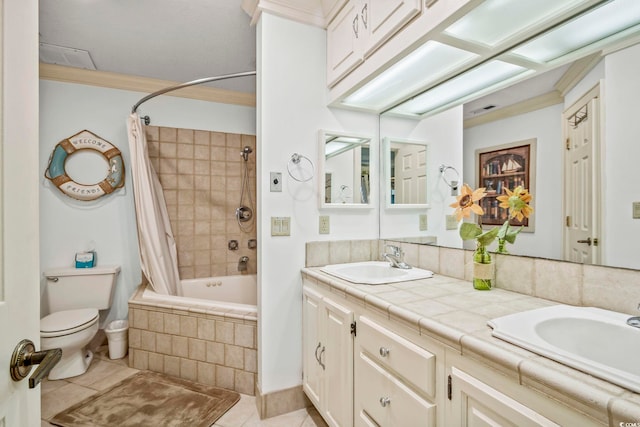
[{"left": 50, "top": 370, "right": 240, "bottom": 427}]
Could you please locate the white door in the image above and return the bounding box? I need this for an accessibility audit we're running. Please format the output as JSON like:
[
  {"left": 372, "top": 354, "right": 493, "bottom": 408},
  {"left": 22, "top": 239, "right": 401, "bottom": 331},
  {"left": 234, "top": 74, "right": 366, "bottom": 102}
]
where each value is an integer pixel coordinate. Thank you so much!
[
  {"left": 394, "top": 144, "right": 427, "bottom": 204},
  {"left": 0, "top": 1, "right": 41, "bottom": 425},
  {"left": 564, "top": 86, "right": 601, "bottom": 264}
]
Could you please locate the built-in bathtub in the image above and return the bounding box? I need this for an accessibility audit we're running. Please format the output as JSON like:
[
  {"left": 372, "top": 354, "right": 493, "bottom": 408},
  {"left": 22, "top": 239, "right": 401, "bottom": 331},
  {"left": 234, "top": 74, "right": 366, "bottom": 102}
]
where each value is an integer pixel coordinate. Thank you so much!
[{"left": 128, "top": 274, "right": 257, "bottom": 395}]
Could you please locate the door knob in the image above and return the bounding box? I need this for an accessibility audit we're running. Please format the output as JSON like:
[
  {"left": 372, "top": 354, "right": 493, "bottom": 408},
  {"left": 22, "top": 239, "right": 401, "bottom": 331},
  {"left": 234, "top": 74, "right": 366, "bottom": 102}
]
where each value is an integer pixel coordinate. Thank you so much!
[
  {"left": 577, "top": 237, "right": 592, "bottom": 245},
  {"left": 10, "top": 339, "right": 62, "bottom": 388}
]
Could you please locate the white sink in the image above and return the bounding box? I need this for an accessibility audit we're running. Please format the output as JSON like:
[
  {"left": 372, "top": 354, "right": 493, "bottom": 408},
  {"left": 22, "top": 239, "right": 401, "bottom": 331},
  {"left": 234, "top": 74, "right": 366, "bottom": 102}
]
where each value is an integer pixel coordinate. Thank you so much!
[
  {"left": 320, "top": 261, "right": 433, "bottom": 285},
  {"left": 488, "top": 305, "right": 640, "bottom": 392}
]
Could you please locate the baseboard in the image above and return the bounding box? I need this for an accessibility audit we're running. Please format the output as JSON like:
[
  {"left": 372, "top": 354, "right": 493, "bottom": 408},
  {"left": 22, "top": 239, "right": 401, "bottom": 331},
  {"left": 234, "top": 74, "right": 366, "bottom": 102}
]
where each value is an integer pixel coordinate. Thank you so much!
[{"left": 255, "top": 384, "right": 311, "bottom": 419}]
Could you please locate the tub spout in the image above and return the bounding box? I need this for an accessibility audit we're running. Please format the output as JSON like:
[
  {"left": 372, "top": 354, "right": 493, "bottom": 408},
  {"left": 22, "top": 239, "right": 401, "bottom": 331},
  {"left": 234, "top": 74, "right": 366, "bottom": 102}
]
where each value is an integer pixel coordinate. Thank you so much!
[{"left": 238, "top": 256, "right": 249, "bottom": 272}]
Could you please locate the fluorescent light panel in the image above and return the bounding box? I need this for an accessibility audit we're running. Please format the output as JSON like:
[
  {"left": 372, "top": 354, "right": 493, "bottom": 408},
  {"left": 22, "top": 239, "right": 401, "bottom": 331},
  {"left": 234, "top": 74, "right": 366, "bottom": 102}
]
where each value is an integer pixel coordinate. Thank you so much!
[
  {"left": 444, "top": 0, "right": 585, "bottom": 47},
  {"left": 391, "top": 61, "right": 528, "bottom": 115},
  {"left": 512, "top": 0, "right": 640, "bottom": 62},
  {"left": 342, "top": 41, "right": 478, "bottom": 110}
]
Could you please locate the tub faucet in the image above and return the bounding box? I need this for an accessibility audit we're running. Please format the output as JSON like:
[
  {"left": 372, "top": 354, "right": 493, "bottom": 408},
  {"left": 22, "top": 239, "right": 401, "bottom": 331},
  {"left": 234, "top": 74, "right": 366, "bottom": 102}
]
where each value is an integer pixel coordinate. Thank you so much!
[
  {"left": 627, "top": 303, "right": 640, "bottom": 328},
  {"left": 382, "top": 245, "right": 411, "bottom": 269},
  {"left": 238, "top": 256, "right": 249, "bottom": 272}
]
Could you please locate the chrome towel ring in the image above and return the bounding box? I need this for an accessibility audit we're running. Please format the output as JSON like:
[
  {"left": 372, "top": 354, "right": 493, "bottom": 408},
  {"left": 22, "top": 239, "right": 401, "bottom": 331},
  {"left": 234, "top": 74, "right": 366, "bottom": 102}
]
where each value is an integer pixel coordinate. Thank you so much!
[
  {"left": 439, "top": 164, "right": 460, "bottom": 192},
  {"left": 287, "top": 153, "right": 314, "bottom": 182}
]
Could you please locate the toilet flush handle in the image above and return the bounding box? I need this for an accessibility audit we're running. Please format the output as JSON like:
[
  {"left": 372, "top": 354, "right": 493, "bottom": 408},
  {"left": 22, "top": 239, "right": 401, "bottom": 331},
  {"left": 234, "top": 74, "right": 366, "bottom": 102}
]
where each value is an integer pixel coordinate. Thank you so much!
[
  {"left": 45, "top": 276, "right": 59, "bottom": 282},
  {"left": 10, "top": 339, "right": 62, "bottom": 388}
]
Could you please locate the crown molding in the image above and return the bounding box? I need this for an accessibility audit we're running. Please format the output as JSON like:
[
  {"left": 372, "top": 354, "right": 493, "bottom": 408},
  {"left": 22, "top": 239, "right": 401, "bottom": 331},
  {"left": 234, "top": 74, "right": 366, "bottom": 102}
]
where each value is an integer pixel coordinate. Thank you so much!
[
  {"left": 39, "top": 63, "right": 256, "bottom": 108},
  {"left": 242, "top": 0, "right": 330, "bottom": 27},
  {"left": 554, "top": 52, "right": 602, "bottom": 97},
  {"left": 464, "top": 90, "right": 563, "bottom": 129}
]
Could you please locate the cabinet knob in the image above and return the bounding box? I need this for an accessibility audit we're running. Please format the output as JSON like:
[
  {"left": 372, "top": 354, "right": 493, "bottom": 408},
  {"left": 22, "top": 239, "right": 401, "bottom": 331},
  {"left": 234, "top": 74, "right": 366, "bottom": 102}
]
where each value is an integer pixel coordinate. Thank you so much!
[
  {"left": 379, "top": 396, "right": 391, "bottom": 407},
  {"left": 379, "top": 347, "right": 390, "bottom": 357}
]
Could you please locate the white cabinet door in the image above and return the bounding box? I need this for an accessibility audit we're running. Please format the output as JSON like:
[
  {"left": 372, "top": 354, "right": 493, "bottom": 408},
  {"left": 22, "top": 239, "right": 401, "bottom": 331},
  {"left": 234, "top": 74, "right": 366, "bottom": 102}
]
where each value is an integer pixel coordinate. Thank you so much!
[
  {"left": 302, "top": 287, "right": 323, "bottom": 409},
  {"left": 364, "top": 0, "right": 422, "bottom": 56},
  {"left": 449, "top": 366, "right": 560, "bottom": 427},
  {"left": 302, "top": 284, "right": 354, "bottom": 427},
  {"left": 327, "top": 0, "right": 364, "bottom": 86}
]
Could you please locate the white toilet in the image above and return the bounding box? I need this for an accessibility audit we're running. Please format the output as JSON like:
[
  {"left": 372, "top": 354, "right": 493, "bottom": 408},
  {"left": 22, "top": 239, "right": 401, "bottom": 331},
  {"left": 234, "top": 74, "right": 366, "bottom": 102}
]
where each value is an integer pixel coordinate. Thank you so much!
[{"left": 41, "top": 265, "right": 121, "bottom": 380}]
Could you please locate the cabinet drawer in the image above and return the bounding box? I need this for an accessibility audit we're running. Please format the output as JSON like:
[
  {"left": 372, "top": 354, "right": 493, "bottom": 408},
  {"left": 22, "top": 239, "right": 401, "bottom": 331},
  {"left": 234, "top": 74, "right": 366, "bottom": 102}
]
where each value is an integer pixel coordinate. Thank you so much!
[
  {"left": 356, "top": 352, "right": 435, "bottom": 427},
  {"left": 358, "top": 316, "right": 435, "bottom": 397}
]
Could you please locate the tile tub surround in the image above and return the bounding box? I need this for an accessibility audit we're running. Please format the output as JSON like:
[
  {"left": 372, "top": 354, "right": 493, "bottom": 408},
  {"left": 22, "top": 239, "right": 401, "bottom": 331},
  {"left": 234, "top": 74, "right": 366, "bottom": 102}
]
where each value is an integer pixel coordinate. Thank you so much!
[
  {"left": 301, "top": 267, "right": 640, "bottom": 425},
  {"left": 306, "top": 239, "right": 640, "bottom": 316},
  {"left": 128, "top": 285, "right": 257, "bottom": 396},
  {"left": 146, "top": 125, "right": 257, "bottom": 279}
]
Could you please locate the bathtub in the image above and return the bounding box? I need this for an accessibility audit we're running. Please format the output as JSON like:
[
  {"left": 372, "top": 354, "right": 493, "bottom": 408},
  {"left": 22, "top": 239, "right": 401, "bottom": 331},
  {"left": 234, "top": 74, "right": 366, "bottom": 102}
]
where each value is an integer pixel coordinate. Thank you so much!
[
  {"left": 128, "top": 274, "right": 258, "bottom": 395},
  {"left": 139, "top": 274, "right": 257, "bottom": 319}
]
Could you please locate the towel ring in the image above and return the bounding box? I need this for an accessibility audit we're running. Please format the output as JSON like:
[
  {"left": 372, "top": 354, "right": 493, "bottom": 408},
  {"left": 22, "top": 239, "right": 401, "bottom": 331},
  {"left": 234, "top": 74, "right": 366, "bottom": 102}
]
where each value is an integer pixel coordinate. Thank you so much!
[
  {"left": 439, "top": 164, "right": 459, "bottom": 190},
  {"left": 287, "top": 153, "right": 314, "bottom": 182}
]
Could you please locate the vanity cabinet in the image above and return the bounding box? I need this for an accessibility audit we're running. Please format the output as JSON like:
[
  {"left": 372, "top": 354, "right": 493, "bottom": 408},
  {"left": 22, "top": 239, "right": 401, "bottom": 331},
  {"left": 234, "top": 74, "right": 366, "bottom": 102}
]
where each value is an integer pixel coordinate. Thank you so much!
[
  {"left": 326, "top": 0, "right": 422, "bottom": 86},
  {"left": 354, "top": 315, "right": 439, "bottom": 426},
  {"left": 302, "top": 285, "right": 354, "bottom": 427}
]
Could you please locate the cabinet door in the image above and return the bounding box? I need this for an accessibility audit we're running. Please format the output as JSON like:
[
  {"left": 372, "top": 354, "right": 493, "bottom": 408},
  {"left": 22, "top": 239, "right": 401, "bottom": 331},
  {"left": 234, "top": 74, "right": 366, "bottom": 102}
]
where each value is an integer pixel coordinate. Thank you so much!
[
  {"left": 302, "top": 287, "right": 323, "bottom": 409},
  {"left": 449, "top": 366, "right": 560, "bottom": 427},
  {"left": 327, "top": 0, "right": 364, "bottom": 86},
  {"left": 323, "top": 296, "right": 355, "bottom": 427},
  {"left": 364, "top": 0, "right": 422, "bottom": 56}
]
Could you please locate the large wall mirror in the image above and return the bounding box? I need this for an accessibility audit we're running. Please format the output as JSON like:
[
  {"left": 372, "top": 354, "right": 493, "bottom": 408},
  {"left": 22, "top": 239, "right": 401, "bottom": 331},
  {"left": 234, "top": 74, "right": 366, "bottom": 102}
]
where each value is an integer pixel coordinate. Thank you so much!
[
  {"left": 382, "top": 137, "right": 429, "bottom": 209},
  {"left": 379, "top": 40, "right": 640, "bottom": 270},
  {"left": 318, "top": 130, "right": 373, "bottom": 209}
]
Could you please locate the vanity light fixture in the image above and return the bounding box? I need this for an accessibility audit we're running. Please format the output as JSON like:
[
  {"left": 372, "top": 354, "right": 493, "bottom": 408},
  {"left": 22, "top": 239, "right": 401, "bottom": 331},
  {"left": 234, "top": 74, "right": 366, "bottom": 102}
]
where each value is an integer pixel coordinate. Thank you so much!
[{"left": 339, "top": 0, "right": 640, "bottom": 118}]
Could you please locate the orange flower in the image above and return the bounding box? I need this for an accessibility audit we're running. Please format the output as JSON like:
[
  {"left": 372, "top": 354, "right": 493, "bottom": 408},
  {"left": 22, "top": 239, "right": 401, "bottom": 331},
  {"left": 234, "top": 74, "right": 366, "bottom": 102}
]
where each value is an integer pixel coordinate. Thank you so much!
[
  {"left": 450, "top": 184, "right": 486, "bottom": 221},
  {"left": 496, "top": 186, "right": 534, "bottom": 222}
]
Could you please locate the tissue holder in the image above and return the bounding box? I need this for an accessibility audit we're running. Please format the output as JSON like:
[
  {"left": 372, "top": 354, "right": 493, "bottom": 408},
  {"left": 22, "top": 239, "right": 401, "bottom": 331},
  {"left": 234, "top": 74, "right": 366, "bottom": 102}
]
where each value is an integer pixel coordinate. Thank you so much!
[{"left": 75, "top": 251, "right": 96, "bottom": 268}]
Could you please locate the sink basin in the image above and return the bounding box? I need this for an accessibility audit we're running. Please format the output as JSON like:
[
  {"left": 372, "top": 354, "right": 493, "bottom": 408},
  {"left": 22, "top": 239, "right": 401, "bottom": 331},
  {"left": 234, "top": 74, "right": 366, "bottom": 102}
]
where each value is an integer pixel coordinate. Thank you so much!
[
  {"left": 320, "top": 261, "right": 433, "bottom": 285},
  {"left": 488, "top": 305, "right": 640, "bottom": 392}
]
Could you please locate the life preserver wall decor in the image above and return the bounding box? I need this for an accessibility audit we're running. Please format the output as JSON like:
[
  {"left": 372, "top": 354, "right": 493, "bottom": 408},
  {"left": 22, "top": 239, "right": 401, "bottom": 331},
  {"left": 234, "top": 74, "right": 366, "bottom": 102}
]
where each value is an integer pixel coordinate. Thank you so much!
[{"left": 45, "top": 130, "right": 125, "bottom": 201}]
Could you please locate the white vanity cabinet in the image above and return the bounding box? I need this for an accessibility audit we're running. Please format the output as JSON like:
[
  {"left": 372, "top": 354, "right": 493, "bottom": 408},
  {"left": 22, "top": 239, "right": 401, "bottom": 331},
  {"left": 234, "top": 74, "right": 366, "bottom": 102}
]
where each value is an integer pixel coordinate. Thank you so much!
[
  {"left": 445, "top": 352, "right": 602, "bottom": 427},
  {"left": 302, "top": 285, "right": 354, "bottom": 427},
  {"left": 326, "top": 0, "right": 422, "bottom": 86},
  {"left": 354, "top": 316, "right": 440, "bottom": 426}
]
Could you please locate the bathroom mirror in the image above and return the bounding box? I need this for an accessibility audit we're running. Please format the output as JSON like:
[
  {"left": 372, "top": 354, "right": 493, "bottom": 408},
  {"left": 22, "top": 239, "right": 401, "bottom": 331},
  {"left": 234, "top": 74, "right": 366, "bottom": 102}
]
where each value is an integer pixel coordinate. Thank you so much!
[
  {"left": 318, "top": 130, "right": 373, "bottom": 209},
  {"left": 382, "top": 137, "right": 429, "bottom": 209},
  {"left": 379, "top": 40, "right": 640, "bottom": 270}
]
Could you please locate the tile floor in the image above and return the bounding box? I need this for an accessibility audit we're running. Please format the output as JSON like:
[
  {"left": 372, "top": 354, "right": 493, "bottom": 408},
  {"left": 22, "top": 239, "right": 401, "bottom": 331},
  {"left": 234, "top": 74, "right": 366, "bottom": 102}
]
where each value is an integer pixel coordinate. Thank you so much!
[{"left": 41, "top": 346, "right": 327, "bottom": 427}]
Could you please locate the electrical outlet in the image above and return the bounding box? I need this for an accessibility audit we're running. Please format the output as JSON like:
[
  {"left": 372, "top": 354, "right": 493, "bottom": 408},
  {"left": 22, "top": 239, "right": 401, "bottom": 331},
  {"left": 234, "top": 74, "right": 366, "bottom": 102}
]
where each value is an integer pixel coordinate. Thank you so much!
[
  {"left": 419, "top": 214, "right": 428, "bottom": 231},
  {"left": 270, "top": 172, "right": 282, "bottom": 192},
  {"left": 446, "top": 215, "right": 459, "bottom": 230},
  {"left": 271, "top": 217, "right": 290, "bottom": 236},
  {"left": 319, "top": 215, "right": 330, "bottom": 234}
]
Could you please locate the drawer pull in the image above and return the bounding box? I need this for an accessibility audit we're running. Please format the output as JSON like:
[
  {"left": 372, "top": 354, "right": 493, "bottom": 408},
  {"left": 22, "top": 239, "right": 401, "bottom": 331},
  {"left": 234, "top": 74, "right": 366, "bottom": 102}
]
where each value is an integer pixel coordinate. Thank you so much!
[
  {"left": 315, "top": 342, "right": 322, "bottom": 363},
  {"left": 379, "top": 347, "right": 390, "bottom": 357},
  {"left": 379, "top": 396, "right": 391, "bottom": 407}
]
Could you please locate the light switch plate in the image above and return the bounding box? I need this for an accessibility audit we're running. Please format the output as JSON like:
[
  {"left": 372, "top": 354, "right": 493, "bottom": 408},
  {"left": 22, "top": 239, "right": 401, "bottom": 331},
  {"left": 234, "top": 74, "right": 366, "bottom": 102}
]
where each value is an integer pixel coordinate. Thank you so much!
[
  {"left": 270, "top": 172, "right": 282, "bottom": 192},
  {"left": 271, "top": 216, "right": 290, "bottom": 236},
  {"left": 319, "top": 215, "right": 330, "bottom": 234},
  {"left": 446, "top": 215, "right": 459, "bottom": 230},
  {"left": 419, "top": 214, "right": 428, "bottom": 231}
]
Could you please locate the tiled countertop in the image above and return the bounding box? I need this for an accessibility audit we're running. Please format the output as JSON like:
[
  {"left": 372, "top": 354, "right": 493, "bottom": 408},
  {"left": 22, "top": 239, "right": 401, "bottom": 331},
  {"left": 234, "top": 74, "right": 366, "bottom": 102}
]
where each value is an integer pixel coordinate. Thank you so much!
[{"left": 301, "top": 267, "right": 640, "bottom": 425}]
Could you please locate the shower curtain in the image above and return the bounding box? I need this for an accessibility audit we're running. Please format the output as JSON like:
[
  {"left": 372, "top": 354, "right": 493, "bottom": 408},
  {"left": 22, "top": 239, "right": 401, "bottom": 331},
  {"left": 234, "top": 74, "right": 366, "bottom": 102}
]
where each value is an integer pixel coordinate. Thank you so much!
[{"left": 127, "top": 113, "right": 180, "bottom": 295}]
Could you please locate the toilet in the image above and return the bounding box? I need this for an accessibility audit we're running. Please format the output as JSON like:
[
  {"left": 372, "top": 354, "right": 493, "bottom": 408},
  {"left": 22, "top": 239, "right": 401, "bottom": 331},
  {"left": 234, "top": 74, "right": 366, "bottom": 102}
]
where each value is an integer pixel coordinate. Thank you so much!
[{"left": 41, "top": 265, "right": 120, "bottom": 380}]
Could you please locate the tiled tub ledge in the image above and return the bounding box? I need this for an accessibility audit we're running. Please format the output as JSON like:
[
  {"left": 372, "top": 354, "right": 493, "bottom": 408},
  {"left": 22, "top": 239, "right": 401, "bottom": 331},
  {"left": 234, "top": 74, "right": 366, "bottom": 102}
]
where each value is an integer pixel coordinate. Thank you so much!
[{"left": 301, "top": 267, "right": 640, "bottom": 425}]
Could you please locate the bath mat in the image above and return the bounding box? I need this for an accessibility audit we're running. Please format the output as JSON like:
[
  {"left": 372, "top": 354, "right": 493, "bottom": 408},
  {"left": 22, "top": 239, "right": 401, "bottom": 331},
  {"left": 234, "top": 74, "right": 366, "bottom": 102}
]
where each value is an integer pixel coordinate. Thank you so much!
[{"left": 50, "top": 370, "right": 240, "bottom": 427}]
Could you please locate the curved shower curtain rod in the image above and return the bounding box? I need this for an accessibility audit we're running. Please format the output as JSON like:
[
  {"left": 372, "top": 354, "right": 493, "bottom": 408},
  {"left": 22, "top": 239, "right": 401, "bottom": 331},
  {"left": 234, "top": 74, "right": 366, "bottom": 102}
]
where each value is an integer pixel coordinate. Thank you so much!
[{"left": 131, "top": 70, "right": 257, "bottom": 124}]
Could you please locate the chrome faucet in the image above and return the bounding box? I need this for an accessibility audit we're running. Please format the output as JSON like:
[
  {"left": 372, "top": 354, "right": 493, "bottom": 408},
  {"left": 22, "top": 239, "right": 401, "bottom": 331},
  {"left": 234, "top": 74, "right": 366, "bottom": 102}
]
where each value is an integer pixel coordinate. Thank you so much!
[
  {"left": 237, "top": 256, "right": 249, "bottom": 272},
  {"left": 627, "top": 303, "right": 640, "bottom": 328},
  {"left": 382, "top": 244, "right": 411, "bottom": 269}
]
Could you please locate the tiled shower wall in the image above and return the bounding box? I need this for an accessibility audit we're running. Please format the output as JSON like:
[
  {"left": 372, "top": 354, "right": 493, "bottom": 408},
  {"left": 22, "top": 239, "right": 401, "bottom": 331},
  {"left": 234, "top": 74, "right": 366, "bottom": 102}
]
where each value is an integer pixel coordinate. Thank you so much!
[{"left": 145, "top": 126, "right": 257, "bottom": 279}]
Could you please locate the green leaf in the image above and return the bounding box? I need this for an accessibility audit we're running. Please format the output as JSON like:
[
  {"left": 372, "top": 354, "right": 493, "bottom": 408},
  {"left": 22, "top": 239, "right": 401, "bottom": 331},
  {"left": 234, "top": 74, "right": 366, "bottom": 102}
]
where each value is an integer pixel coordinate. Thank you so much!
[
  {"left": 505, "top": 225, "right": 524, "bottom": 244},
  {"left": 476, "top": 226, "right": 499, "bottom": 246},
  {"left": 459, "top": 222, "right": 482, "bottom": 240}
]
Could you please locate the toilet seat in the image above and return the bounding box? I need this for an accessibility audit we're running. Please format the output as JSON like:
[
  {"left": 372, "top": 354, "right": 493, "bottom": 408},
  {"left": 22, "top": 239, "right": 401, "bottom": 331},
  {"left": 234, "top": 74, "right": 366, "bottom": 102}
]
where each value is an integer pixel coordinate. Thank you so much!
[{"left": 41, "top": 308, "right": 99, "bottom": 338}]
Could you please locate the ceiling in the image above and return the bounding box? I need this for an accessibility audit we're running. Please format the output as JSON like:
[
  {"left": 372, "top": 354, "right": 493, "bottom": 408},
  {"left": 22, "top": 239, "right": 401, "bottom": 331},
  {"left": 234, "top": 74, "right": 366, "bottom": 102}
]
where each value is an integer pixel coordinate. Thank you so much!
[{"left": 39, "top": 0, "right": 257, "bottom": 94}]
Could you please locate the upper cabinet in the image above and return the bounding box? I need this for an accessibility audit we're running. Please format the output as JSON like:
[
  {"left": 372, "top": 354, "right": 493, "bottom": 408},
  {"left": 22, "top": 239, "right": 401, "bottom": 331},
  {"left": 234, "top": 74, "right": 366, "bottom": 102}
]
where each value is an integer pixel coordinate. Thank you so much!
[{"left": 327, "top": 0, "right": 422, "bottom": 86}]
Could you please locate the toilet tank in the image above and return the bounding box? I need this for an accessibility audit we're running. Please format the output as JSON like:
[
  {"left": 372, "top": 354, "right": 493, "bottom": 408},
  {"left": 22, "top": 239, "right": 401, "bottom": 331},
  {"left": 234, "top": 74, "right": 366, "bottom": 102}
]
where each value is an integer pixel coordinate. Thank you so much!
[{"left": 44, "top": 265, "right": 121, "bottom": 312}]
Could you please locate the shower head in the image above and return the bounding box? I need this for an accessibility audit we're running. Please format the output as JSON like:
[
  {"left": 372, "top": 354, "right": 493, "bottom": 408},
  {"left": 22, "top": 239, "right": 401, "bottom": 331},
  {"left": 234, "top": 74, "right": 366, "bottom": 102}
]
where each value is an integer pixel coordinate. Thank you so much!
[{"left": 241, "top": 146, "right": 253, "bottom": 161}]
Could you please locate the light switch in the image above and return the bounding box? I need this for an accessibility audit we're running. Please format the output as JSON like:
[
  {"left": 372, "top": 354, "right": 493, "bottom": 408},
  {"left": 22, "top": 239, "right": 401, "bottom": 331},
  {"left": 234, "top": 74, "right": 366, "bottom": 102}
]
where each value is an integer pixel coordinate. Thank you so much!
[
  {"left": 271, "top": 217, "right": 290, "bottom": 236},
  {"left": 446, "top": 215, "right": 459, "bottom": 230},
  {"left": 419, "top": 214, "right": 428, "bottom": 231}
]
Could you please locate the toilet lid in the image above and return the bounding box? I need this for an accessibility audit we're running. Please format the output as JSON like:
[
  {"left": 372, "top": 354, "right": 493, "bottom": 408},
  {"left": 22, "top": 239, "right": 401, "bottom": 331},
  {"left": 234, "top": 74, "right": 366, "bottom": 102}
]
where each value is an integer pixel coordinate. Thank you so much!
[{"left": 41, "top": 308, "right": 99, "bottom": 337}]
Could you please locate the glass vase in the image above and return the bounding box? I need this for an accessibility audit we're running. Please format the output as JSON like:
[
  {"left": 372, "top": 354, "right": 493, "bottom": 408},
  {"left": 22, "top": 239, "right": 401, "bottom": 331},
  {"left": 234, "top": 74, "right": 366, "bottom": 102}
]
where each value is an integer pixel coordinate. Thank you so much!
[{"left": 473, "top": 244, "right": 493, "bottom": 290}]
